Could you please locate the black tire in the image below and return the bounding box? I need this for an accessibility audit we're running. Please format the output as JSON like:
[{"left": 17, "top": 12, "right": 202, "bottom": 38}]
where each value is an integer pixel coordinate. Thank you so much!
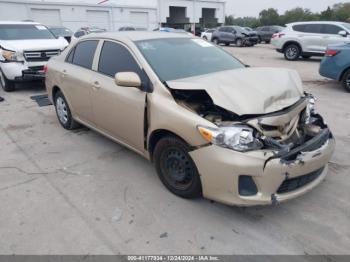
[
  {"left": 212, "top": 38, "right": 219, "bottom": 45},
  {"left": 284, "top": 44, "right": 301, "bottom": 61},
  {"left": 225, "top": 42, "right": 230, "bottom": 46},
  {"left": 203, "top": 36, "right": 208, "bottom": 40},
  {"left": 54, "top": 90, "right": 80, "bottom": 130},
  {"left": 153, "top": 136, "right": 202, "bottom": 199},
  {"left": 265, "top": 40, "right": 271, "bottom": 44},
  {"left": 236, "top": 38, "right": 243, "bottom": 47},
  {"left": 0, "top": 70, "right": 15, "bottom": 92},
  {"left": 341, "top": 69, "right": 350, "bottom": 93},
  {"left": 258, "top": 36, "right": 262, "bottom": 43}
]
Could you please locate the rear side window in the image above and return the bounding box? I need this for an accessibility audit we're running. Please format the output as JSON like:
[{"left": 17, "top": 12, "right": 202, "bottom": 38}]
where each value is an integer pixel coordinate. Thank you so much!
[
  {"left": 293, "top": 24, "right": 322, "bottom": 34},
  {"left": 72, "top": 40, "right": 98, "bottom": 69},
  {"left": 323, "top": 24, "right": 343, "bottom": 34},
  {"left": 218, "top": 27, "right": 226, "bottom": 32},
  {"left": 98, "top": 41, "right": 143, "bottom": 78}
]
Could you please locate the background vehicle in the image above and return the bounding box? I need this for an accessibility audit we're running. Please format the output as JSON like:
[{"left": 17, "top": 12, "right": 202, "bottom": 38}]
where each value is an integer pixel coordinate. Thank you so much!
[
  {"left": 255, "top": 25, "right": 284, "bottom": 43},
  {"left": 119, "top": 26, "right": 147, "bottom": 31},
  {"left": 155, "top": 27, "right": 193, "bottom": 36},
  {"left": 72, "top": 26, "right": 106, "bottom": 40},
  {"left": 320, "top": 43, "right": 350, "bottom": 92},
  {"left": 211, "top": 26, "right": 259, "bottom": 47},
  {"left": 0, "top": 21, "right": 68, "bottom": 92},
  {"left": 272, "top": 21, "right": 350, "bottom": 60},
  {"left": 201, "top": 29, "right": 216, "bottom": 41},
  {"left": 46, "top": 32, "right": 334, "bottom": 206},
  {"left": 48, "top": 26, "right": 73, "bottom": 43}
]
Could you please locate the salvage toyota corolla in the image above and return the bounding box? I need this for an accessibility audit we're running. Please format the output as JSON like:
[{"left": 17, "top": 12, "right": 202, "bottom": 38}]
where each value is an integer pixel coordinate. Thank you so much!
[{"left": 45, "top": 32, "right": 335, "bottom": 206}]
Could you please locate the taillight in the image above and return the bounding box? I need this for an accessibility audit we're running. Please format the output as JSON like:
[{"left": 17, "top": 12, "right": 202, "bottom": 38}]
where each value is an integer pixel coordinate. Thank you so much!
[
  {"left": 272, "top": 33, "right": 285, "bottom": 39},
  {"left": 325, "top": 50, "right": 340, "bottom": 57},
  {"left": 43, "top": 65, "right": 48, "bottom": 73}
]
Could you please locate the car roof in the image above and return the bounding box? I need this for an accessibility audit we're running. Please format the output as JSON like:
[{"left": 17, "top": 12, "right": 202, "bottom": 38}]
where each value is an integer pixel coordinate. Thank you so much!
[
  {"left": 288, "top": 21, "right": 346, "bottom": 26},
  {"left": 0, "top": 21, "right": 40, "bottom": 25},
  {"left": 81, "top": 31, "right": 192, "bottom": 42}
]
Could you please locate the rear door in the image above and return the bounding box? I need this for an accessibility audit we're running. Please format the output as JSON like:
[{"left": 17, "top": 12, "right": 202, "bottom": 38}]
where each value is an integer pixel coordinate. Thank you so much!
[
  {"left": 61, "top": 40, "right": 99, "bottom": 125},
  {"left": 91, "top": 40, "right": 147, "bottom": 152},
  {"left": 294, "top": 24, "right": 324, "bottom": 53}
]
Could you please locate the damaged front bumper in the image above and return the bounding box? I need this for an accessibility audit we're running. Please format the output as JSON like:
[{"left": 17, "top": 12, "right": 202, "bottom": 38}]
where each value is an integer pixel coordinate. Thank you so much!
[{"left": 189, "top": 128, "right": 335, "bottom": 206}]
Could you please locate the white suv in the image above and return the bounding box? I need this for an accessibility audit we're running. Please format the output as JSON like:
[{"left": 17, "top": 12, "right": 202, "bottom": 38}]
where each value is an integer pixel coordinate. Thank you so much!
[
  {"left": 0, "top": 21, "right": 68, "bottom": 91},
  {"left": 271, "top": 21, "right": 350, "bottom": 61}
]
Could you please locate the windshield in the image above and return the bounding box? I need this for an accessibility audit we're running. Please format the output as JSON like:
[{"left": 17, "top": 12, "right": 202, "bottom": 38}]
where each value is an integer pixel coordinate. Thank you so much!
[
  {"left": 50, "top": 27, "right": 72, "bottom": 37},
  {"left": 0, "top": 24, "right": 56, "bottom": 40},
  {"left": 342, "top": 23, "right": 350, "bottom": 31},
  {"left": 136, "top": 38, "right": 244, "bottom": 81}
]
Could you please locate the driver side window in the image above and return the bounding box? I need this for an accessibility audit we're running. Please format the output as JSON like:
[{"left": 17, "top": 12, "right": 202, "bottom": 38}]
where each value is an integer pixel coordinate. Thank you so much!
[{"left": 98, "top": 41, "right": 149, "bottom": 88}]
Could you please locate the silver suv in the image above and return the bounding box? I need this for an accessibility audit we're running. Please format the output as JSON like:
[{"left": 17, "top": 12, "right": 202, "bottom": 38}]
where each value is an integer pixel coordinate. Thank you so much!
[{"left": 272, "top": 21, "right": 350, "bottom": 60}]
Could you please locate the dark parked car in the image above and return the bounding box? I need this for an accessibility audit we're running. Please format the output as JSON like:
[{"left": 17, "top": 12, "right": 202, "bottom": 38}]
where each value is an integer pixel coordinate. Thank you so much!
[
  {"left": 255, "top": 25, "right": 285, "bottom": 43},
  {"left": 319, "top": 43, "right": 350, "bottom": 92},
  {"left": 211, "top": 26, "right": 259, "bottom": 47},
  {"left": 48, "top": 26, "right": 73, "bottom": 43}
]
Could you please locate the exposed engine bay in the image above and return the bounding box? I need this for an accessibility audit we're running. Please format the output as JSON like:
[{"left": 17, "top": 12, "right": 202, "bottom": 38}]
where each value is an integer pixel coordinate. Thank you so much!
[{"left": 170, "top": 88, "right": 331, "bottom": 160}]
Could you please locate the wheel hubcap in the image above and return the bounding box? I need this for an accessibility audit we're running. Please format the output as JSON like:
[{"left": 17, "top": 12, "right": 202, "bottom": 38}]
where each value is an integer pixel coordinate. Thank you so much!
[
  {"left": 346, "top": 75, "right": 350, "bottom": 88},
  {"left": 160, "top": 148, "right": 194, "bottom": 190},
  {"left": 56, "top": 97, "right": 68, "bottom": 124},
  {"left": 287, "top": 47, "right": 297, "bottom": 59}
]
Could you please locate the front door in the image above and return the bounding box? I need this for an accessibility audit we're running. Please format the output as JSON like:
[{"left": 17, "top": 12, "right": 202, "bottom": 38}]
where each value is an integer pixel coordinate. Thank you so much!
[{"left": 90, "top": 40, "right": 147, "bottom": 152}]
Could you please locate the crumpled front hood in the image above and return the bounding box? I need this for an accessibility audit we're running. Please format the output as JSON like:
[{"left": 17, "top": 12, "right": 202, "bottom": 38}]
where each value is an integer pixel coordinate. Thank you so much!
[
  {"left": 0, "top": 38, "right": 68, "bottom": 52},
  {"left": 167, "top": 67, "right": 304, "bottom": 116}
]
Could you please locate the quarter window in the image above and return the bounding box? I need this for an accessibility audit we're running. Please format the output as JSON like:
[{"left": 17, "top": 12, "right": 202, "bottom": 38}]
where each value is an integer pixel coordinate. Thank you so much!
[
  {"left": 72, "top": 40, "right": 98, "bottom": 69},
  {"left": 98, "top": 41, "right": 144, "bottom": 79}
]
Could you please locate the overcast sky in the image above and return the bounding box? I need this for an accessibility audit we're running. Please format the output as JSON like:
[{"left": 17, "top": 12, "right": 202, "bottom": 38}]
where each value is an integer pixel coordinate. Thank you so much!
[{"left": 225, "top": 0, "right": 344, "bottom": 17}]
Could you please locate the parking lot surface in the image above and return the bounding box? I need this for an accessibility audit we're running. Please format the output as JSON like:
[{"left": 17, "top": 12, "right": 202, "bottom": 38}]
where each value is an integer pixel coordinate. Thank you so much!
[{"left": 0, "top": 44, "right": 349, "bottom": 255}]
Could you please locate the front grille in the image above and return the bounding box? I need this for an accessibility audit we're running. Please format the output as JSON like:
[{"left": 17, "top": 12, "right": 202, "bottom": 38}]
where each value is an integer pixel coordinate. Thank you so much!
[
  {"left": 24, "top": 50, "right": 60, "bottom": 62},
  {"left": 28, "top": 66, "right": 44, "bottom": 71},
  {"left": 277, "top": 167, "right": 324, "bottom": 194}
]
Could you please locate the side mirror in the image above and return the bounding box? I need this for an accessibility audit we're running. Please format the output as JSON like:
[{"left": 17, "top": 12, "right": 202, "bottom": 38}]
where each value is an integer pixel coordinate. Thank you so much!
[
  {"left": 115, "top": 72, "right": 142, "bottom": 88},
  {"left": 338, "top": 30, "right": 347, "bottom": 37}
]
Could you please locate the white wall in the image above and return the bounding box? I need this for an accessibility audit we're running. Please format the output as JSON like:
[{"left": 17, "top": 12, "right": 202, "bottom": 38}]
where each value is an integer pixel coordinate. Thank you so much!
[{"left": 0, "top": 0, "right": 158, "bottom": 31}]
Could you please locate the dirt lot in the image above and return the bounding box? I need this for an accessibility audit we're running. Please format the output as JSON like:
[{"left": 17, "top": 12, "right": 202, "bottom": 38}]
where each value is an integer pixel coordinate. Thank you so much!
[{"left": 0, "top": 44, "right": 349, "bottom": 255}]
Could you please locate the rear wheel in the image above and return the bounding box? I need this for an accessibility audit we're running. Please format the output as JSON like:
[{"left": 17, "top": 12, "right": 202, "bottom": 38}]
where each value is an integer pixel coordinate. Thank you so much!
[
  {"left": 284, "top": 44, "right": 301, "bottom": 61},
  {"left": 54, "top": 90, "right": 81, "bottom": 130},
  {"left": 153, "top": 136, "right": 202, "bottom": 199},
  {"left": 341, "top": 69, "right": 350, "bottom": 93},
  {"left": 0, "top": 70, "right": 15, "bottom": 92}
]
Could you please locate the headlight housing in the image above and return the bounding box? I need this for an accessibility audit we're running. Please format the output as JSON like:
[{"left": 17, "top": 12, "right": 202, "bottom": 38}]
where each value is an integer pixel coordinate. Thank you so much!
[
  {"left": 0, "top": 49, "right": 24, "bottom": 62},
  {"left": 197, "top": 125, "right": 263, "bottom": 152},
  {"left": 304, "top": 96, "right": 316, "bottom": 124}
]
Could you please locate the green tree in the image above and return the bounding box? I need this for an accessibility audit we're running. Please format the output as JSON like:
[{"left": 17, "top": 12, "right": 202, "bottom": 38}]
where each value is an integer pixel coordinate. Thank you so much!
[
  {"left": 332, "top": 3, "right": 350, "bottom": 21},
  {"left": 320, "top": 6, "right": 334, "bottom": 20},
  {"left": 259, "top": 8, "right": 280, "bottom": 25},
  {"left": 280, "top": 8, "right": 319, "bottom": 24}
]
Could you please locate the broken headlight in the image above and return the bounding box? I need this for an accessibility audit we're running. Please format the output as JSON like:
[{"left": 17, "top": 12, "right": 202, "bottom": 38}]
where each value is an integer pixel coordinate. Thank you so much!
[
  {"left": 197, "top": 125, "right": 263, "bottom": 152},
  {"left": 0, "top": 49, "right": 24, "bottom": 62},
  {"left": 304, "top": 96, "right": 316, "bottom": 124}
]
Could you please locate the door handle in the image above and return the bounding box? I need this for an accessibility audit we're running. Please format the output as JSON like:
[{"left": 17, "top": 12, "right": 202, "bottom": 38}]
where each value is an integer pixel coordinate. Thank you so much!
[{"left": 92, "top": 81, "right": 101, "bottom": 90}]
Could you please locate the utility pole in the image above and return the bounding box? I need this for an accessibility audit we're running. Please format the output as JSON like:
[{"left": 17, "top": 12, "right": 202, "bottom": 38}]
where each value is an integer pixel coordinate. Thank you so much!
[{"left": 192, "top": 0, "right": 196, "bottom": 35}]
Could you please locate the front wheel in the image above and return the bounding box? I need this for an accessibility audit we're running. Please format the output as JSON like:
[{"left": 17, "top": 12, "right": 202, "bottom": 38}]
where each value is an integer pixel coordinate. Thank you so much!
[
  {"left": 54, "top": 90, "right": 81, "bottom": 130},
  {"left": 203, "top": 36, "right": 208, "bottom": 41},
  {"left": 341, "top": 69, "right": 350, "bottom": 93},
  {"left": 212, "top": 38, "right": 219, "bottom": 45},
  {"left": 0, "top": 70, "right": 15, "bottom": 92},
  {"left": 284, "top": 44, "right": 301, "bottom": 61},
  {"left": 236, "top": 38, "right": 243, "bottom": 47},
  {"left": 153, "top": 136, "right": 202, "bottom": 199}
]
